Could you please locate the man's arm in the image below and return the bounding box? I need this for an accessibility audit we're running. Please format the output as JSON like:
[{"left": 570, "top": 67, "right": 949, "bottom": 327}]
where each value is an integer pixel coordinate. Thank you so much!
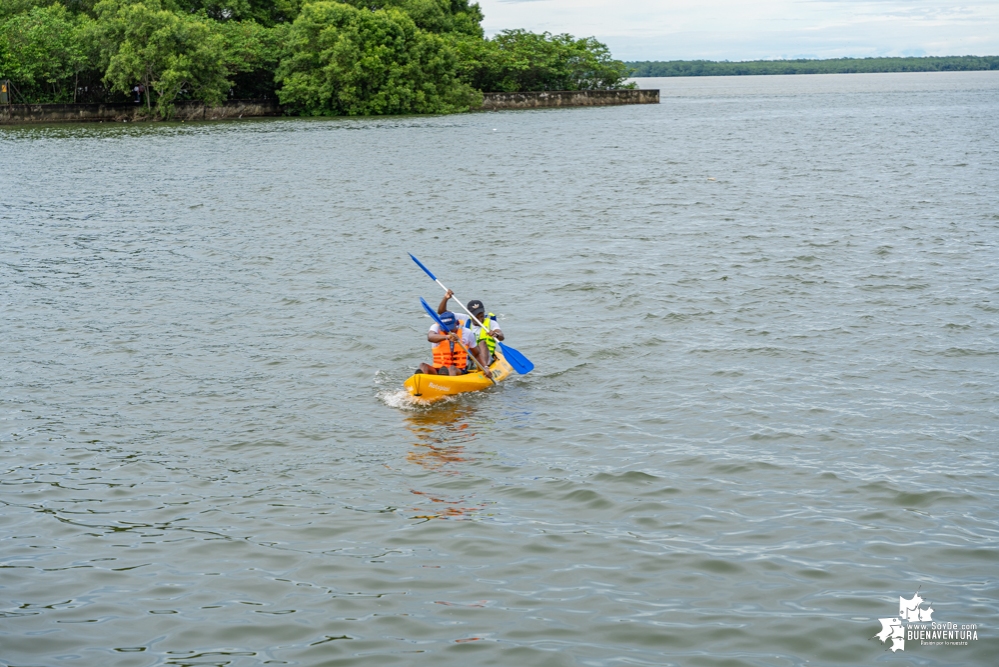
[
  {"left": 482, "top": 314, "right": 503, "bottom": 341},
  {"left": 436, "top": 289, "right": 454, "bottom": 315},
  {"left": 428, "top": 328, "right": 458, "bottom": 344}
]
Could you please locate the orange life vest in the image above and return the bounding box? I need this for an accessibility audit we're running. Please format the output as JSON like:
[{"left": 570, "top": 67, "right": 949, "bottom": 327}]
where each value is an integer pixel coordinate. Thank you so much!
[{"left": 432, "top": 334, "right": 467, "bottom": 369}]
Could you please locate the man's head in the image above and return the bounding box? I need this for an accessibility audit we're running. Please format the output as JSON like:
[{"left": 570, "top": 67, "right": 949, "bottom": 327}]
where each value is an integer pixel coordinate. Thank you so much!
[
  {"left": 439, "top": 311, "right": 458, "bottom": 332},
  {"left": 466, "top": 300, "right": 485, "bottom": 320}
]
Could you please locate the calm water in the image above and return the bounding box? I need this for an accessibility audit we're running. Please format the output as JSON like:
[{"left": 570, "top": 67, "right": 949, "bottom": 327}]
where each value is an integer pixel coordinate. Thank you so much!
[{"left": 2, "top": 72, "right": 998, "bottom": 666}]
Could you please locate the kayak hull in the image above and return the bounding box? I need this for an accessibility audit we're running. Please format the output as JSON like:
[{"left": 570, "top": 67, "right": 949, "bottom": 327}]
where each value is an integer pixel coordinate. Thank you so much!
[{"left": 404, "top": 355, "right": 513, "bottom": 402}]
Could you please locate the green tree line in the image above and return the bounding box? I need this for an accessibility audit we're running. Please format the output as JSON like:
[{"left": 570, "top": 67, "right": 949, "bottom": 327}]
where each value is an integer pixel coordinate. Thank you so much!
[
  {"left": 0, "top": 0, "right": 631, "bottom": 115},
  {"left": 627, "top": 56, "right": 999, "bottom": 77}
]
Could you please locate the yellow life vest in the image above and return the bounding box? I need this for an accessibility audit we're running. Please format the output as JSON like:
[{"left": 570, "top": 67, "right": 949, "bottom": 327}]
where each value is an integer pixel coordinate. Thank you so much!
[{"left": 473, "top": 313, "right": 498, "bottom": 356}]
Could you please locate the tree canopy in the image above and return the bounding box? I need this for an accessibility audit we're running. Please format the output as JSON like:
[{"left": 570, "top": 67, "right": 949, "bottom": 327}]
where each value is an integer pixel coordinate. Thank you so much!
[
  {"left": 275, "top": 1, "right": 478, "bottom": 115},
  {"left": 0, "top": 0, "right": 632, "bottom": 115},
  {"left": 0, "top": 3, "right": 91, "bottom": 100},
  {"left": 96, "top": 0, "right": 230, "bottom": 113},
  {"left": 464, "top": 30, "right": 632, "bottom": 93}
]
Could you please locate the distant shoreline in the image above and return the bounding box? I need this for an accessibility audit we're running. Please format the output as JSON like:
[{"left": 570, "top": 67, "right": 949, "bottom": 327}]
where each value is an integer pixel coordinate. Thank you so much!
[{"left": 627, "top": 56, "right": 999, "bottom": 77}]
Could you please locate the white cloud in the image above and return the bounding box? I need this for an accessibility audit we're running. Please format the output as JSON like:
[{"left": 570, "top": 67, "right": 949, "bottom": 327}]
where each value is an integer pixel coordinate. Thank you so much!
[{"left": 476, "top": 0, "right": 999, "bottom": 60}]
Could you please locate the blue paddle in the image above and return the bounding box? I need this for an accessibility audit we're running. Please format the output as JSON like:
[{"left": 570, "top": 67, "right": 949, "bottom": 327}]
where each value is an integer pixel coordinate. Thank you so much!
[
  {"left": 410, "top": 254, "right": 534, "bottom": 374},
  {"left": 420, "top": 297, "right": 496, "bottom": 384}
]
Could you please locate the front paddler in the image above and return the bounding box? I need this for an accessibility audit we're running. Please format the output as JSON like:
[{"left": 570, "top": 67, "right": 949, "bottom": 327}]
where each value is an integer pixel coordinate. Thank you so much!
[{"left": 418, "top": 311, "right": 493, "bottom": 378}]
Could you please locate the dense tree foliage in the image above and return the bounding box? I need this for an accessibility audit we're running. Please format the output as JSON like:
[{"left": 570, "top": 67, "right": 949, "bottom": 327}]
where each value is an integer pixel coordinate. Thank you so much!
[
  {"left": 1, "top": 0, "right": 630, "bottom": 115},
  {"left": 95, "top": 0, "right": 230, "bottom": 113},
  {"left": 0, "top": 3, "right": 93, "bottom": 101},
  {"left": 216, "top": 17, "right": 286, "bottom": 97},
  {"left": 628, "top": 56, "right": 999, "bottom": 77},
  {"left": 275, "top": 1, "right": 478, "bottom": 115},
  {"left": 336, "top": 0, "right": 483, "bottom": 37},
  {"left": 461, "top": 30, "right": 631, "bottom": 92}
]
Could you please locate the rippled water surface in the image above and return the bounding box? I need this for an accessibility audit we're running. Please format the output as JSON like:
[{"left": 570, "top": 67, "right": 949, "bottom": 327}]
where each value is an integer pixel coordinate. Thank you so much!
[{"left": 3, "top": 72, "right": 998, "bottom": 666}]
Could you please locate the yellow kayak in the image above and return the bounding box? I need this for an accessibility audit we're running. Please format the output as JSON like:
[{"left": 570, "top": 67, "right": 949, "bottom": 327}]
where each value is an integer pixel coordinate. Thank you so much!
[{"left": 404, "top": 355, "right": 513, "bottom": 402}]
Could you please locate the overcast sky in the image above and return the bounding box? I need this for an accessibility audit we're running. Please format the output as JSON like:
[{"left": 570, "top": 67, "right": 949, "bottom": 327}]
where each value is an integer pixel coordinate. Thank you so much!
[{"left": 477, "top": 0, "right": 999, "bottom": 61}]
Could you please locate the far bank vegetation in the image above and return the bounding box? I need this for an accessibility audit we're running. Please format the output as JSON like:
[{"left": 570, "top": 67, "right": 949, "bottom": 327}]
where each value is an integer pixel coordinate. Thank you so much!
[
  {"left": 0, "top": 0, "right": 633, "bottom": 116},
  {"left": 628, "top": 56, "right": 999, "bottom": 77}
]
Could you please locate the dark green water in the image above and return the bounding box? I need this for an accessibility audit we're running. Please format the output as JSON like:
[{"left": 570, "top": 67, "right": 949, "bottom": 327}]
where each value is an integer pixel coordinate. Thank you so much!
[{"left": 2, "top": 71, "right": 997, "bottom": 666}]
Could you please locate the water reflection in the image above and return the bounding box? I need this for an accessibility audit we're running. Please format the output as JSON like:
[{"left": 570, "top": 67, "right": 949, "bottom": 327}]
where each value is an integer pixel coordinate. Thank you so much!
[
  {"left": 404, "top": 402, "right": 490, "bottom": 520},
  {"left": 404, "top": 402, "right": 480, "bottom": 472}
]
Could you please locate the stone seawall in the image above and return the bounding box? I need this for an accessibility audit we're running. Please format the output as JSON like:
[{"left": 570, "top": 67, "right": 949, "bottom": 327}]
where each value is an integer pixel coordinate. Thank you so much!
[
  {"left": 0, "top": 99, "right": 281, "bottom": 125},
  {"left": 479, "top": 89, "right": 659, "bottom": 110},
  {"left": 0, "top": 90, "right": 658, "bottom": 125}
]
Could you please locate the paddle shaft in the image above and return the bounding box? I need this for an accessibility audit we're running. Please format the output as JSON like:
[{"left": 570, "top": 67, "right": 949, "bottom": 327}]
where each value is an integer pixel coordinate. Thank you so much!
[
  {"left": 444, "top": 334, "right": 495, "bottom": 382},
  {"left": 410, "top": 255, "right": 492, "bottom": 333},
  {"left": 434, "top": 280, "right": 494, "bottom": 336}
]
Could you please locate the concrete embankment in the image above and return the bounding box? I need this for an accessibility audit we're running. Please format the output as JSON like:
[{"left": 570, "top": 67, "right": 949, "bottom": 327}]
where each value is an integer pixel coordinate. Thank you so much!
[
  {"left": 0, "top": 99, "right": 281, "bottom": 125},
  {"left": 1, "top": 90, "right": 659, "bottom": 125},
  {"left": 479, "top": 89, "right": 659, "bottom": 110}
]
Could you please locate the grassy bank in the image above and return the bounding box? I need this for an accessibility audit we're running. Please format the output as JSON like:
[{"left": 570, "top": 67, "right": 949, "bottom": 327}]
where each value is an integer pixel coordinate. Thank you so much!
[{"left": 627, "top": 56, "right": 999, "bottom": 77}]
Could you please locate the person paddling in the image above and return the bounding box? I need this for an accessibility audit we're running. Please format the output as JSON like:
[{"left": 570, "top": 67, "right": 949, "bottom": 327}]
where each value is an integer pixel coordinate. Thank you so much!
[
  {"left": 436, "top": 290, "right": 504, "bottom": 365},
  {"left": 418, "top": 311, "right": 493, "bottom": 378}
]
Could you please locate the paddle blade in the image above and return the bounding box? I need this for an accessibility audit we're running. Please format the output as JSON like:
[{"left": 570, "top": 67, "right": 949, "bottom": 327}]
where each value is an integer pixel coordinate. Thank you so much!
[
  {"left": 420, "top": 297, "right": 447, "bottom": 329},
  {"left": 409, "top": 254, "right": 437, "bottom": 281},
  {"left": 498, "top": 341, "right": 534, "bottom": 374}
]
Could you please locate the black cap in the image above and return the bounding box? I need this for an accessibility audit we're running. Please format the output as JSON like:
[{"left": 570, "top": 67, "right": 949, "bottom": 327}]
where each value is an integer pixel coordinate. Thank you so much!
[{"left": 467, "top": 300, "right": 485, "bottom": 315}]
